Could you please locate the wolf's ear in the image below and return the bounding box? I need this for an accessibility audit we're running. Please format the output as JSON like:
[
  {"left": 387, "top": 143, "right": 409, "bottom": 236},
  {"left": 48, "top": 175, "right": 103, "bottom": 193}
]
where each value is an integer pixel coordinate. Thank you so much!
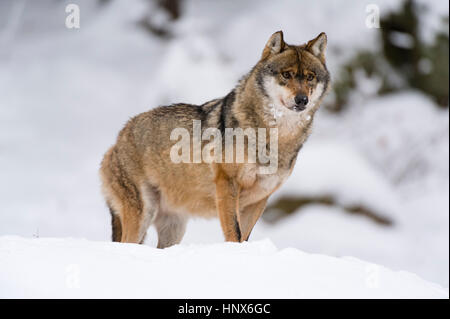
[
  {"left": 306, "top": 32, "right": 327, "bottom": 63},
  {"left": 261, "top": 31, "right": 286, "bottom": 60}
]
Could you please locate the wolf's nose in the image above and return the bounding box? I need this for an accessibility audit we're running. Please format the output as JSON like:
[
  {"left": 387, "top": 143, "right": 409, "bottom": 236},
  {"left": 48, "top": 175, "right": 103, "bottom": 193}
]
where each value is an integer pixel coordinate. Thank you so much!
[{"left": 295, "top": 94, "right": 308, "bottom": 106}]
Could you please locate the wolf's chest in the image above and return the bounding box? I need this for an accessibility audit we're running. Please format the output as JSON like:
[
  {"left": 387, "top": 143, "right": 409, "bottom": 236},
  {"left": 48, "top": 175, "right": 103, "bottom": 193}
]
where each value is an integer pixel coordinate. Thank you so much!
[
  {"left": 240, "top": 168, "right": 290, "bottom": 207},
  {"left": 257, "top": 173, "right": 286, "bottom": 192}
]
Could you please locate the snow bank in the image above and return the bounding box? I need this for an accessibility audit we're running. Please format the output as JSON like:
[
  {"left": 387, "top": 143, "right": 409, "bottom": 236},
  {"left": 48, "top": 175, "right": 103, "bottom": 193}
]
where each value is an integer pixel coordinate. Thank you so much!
[{"left": 0, "top": 236, "right": 447, "bottom": 299}]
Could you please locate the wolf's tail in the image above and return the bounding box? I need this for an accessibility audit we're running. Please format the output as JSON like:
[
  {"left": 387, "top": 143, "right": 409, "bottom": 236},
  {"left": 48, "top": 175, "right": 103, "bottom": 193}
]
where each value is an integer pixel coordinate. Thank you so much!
[{"left": 109, "top": 205, "right": 122, "bottom": 242}]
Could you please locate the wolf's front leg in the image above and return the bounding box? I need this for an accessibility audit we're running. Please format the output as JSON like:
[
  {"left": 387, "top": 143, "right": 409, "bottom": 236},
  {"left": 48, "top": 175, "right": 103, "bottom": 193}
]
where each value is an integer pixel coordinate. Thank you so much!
[
  {"left": 215, "top": 170, "right": 243, "bottom": 242},
  {"left": 240, "top": 197, "right": 268, "bottom": 241}
]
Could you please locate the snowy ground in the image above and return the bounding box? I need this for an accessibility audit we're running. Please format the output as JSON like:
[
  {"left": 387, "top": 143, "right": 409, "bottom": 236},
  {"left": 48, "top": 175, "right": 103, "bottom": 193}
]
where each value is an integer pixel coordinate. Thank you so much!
[
  {"left": 0, "top": 0, "right": 448, "bottom": 296},
  {"left": 0, "top": 236, "right": 447, "bottom": 299}
]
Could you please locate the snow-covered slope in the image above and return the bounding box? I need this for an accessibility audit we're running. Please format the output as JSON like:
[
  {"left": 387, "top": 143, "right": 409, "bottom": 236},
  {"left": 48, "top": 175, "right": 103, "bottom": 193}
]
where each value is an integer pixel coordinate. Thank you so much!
[{"left": 0, "top": 236, "right": 447, "bottom": 299}]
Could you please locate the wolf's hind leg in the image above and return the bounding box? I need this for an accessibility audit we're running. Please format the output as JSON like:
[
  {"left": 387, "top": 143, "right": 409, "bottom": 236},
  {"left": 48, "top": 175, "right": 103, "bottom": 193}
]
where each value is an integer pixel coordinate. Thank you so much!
[
  {"left": 121, "top": 183, "right": 159, "bottom": 244},
  {"left": 155, "top": 213, "right": 187, "bottom": 248},
  {"left": 100, "top": 147, "right": 158, "bottom": 244},
  {"left": 119, "top": 206, "right": 145, "bottom": 243}
]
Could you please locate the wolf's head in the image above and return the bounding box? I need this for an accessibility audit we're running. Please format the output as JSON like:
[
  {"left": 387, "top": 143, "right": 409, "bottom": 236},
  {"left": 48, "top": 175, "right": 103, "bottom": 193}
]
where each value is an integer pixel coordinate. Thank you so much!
[{"left": 256, "top": 31, "right": 330, "bottom": 114}]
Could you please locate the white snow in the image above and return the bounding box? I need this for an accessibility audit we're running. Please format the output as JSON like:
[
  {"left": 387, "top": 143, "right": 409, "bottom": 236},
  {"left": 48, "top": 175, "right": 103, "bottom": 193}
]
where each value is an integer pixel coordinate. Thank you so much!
[{"left": 0, "top": 236, "right": 447, "bottom": 299}]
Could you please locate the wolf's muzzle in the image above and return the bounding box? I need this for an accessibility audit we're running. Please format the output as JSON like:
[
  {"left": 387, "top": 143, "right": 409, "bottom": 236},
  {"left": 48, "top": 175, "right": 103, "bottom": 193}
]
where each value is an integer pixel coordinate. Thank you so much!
[{"left": 294, "top": 94, "right": 308, "bottom": 106}]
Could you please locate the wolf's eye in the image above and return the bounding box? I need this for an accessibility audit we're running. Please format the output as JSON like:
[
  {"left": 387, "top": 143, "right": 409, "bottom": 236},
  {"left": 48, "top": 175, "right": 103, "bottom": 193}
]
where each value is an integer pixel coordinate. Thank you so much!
[
  {"left": 282, "top": 71, "right": 291, "bottom": 79},
  {"left": 306, "top": 73, "right": 315, "bottom": 81}
]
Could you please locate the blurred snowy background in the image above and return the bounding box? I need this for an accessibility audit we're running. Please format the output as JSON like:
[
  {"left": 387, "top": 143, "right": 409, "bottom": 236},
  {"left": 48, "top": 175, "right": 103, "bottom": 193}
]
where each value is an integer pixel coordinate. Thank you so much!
[{"left": 0, "top": 0, "right": 448, "bottom": 287}]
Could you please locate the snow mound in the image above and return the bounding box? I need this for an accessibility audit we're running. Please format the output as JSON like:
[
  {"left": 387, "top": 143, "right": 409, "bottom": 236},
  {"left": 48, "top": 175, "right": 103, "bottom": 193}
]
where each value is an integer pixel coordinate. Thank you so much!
[{"left": 0, "top": 236, "right": 447, "bottom": 299}]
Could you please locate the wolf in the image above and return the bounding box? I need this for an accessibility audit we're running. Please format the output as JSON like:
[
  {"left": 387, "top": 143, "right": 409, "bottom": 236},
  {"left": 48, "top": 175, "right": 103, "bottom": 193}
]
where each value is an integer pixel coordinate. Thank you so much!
[{"left": 100, "top": 31, "right": 330, "bottom": 248}]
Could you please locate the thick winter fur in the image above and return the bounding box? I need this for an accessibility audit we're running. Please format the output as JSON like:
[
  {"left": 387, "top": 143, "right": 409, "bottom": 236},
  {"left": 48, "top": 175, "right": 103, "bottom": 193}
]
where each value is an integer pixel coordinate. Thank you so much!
[{"left": 100, "top": 31, "right": 330, "bottom": 247}]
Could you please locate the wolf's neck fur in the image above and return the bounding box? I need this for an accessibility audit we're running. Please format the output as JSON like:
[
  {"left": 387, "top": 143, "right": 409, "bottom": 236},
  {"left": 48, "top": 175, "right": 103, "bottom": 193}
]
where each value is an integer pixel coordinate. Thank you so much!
[{"left": 227, "top": 68, "right": 317, "bottom": 141}]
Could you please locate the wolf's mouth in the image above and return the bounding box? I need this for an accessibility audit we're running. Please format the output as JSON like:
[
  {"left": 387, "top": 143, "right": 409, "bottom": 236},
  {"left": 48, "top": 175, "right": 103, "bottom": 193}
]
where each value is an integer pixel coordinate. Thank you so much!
[
  {"left": 292, "top": 104, "right": 306, "bottom": 112},
  {"left": 280, "top": 97, "right": 306, "bottom": 112}
]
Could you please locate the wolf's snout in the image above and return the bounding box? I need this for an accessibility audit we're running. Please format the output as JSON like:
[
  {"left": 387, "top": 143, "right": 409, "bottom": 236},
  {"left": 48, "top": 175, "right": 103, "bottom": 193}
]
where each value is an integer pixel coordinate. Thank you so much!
[{"left": 294, "top": 94, "right": 308, "bottom": 106}]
